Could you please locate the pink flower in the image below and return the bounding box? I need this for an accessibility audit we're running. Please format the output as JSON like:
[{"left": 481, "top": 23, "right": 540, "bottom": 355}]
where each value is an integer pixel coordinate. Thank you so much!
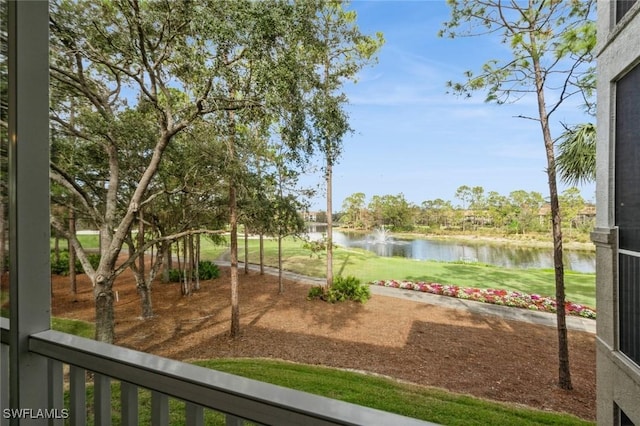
[{"left": 371, "top": 280, "right": 596, "bottom": 319}]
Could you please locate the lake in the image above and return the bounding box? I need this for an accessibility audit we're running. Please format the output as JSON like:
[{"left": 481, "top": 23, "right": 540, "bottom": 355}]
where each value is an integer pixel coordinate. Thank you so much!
[{"left": 309, "top": 227, "right": 595, "bottom": 273}]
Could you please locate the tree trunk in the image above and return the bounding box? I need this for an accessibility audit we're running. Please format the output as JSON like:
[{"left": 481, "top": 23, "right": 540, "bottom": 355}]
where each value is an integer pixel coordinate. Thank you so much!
[
  {"left": 138, "top": 210, "right": 145, "bottom": 285},
  {"left": 326, "top": 161, "right": 333, "bottom": 288},
  {"left": 188, "top": 233, "right": 195, "bottom": 293},
  {"left": 94, "top": 274, "right": 115, "bottom": 342},
  {"left": 91, "top": 221, "right": 120, "bottom": 342},
  {"left": 278, "top": 235, "right": 283, "bottom": 294},
  {"left": 134, "top": 240, "right": 166, "bottom": 319},
  {"left": 228, "top": 99, "right": 240, "bottom": 338},
  {"left": 534, "top": 58, "right": 572, "bottom": 390},
  {"left": 259, "top": 234, "right": 264, "bottom": 275},
  {"left": 186, "top": 235, "right": 190, "bottom": 293},
  {"left": 137, "top": 283, "right": 153, "bottom": 318},
  {"left": 179, "top": 238, "right": 185, "bottom": 295},
  {"left": 194, "top": 234, "right": 200, "bottom": 291},
  {"left": 244, "top": 225, "right": 249, "bottom": 275},
  {"left": 229, "top": 184, "right": 240, "bottom": 337},
  {"left": 162, "top": 241, "right": 170, "bottom": 283},
  {"left": 54, "top": 235, "right": 60, "bottom": 263},
  {"left": 182, "top": 236, "right": 190, "bottom": 296},
  {"left": 68, "top": 207, "right": 77, "bottom": 298},
  {"left": 134, "top": 260, "right": 153, "bottom": 319},
  {"left": 176, "top": 239, "right": 181, "bottom": 276}
]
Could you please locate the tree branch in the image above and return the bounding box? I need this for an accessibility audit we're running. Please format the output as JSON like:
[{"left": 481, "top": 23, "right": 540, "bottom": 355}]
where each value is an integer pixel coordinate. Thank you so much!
[
  {"left": 113, "top": 228, "right": 227, "bottom": 276},
  {"left": 50, "top": 162, "right": 103, "bottom": 224}
]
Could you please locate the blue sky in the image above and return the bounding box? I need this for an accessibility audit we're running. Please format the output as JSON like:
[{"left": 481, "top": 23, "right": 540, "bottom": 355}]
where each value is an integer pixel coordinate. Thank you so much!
[{"left": 302, "top": 1, "right": 596, "bottom": 211}]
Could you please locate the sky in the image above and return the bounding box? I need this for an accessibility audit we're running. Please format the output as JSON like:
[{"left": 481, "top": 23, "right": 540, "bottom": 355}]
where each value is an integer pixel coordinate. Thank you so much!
[{"left": 301, "top": 1, "right": 596, "bottom": 211}]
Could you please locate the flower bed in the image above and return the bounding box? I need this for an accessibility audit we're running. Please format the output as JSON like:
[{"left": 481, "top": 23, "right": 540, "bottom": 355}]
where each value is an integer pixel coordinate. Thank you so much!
[{"left": 370, "top": 279, "right": 596, "bottom": 319}]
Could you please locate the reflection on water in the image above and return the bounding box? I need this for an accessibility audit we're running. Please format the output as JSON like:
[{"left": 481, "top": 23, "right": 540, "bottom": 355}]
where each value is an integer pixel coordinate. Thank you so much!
[{"left": 309, "top": 227, "right": 595, "bottom": 273}]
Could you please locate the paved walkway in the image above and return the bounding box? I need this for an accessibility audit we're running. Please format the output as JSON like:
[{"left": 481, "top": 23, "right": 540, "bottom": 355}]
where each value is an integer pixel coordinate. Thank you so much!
[{"left": 216, "top": 261, "right": 596, "bottom": 335}]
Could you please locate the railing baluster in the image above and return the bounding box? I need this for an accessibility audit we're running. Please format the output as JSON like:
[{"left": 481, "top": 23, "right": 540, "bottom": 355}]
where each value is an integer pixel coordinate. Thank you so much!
[
  {"left": 226, "top": 414, "right": 244, "bottom": 426},
  {"left": 47, "top": 359, "right": 64, "bottom": 426},
  {"left": 26, "top": 329, "right": 436, "bottom": 426},
  {"left": 120, "top": 381, "right": 139, "bottom": 426},
  {"left": 1, "top": 342, "right": 9, "bottom": 426},
  {"left": 94, "top": 373, "right": 111, "bottom": 426},
  {"left": 185, "top": 402, "right": 204, "bottom": 426},
  {"left": 69, "top": 366, "right": 86, "bottom": 426},
  {"left": 151, "top": 391, "right": 169, "bottom": 426}
]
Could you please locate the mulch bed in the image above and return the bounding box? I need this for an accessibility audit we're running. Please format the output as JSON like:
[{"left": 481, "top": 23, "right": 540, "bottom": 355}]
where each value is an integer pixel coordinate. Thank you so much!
[{"left": 50, "top": 266, "right": 596, "bottom": 421}]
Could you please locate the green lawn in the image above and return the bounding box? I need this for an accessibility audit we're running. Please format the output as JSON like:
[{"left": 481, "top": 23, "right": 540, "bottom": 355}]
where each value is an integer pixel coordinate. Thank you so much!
[
  {"left": 51, "top": 233, "right": 100, "bottom": 250},
  {"left": 52, "top": 233, "right": 229, "bottom": 259},
  {"left": 228, "top": 237, "right": 596, "bottom": 307},
  {"left": 50, "top": 233, "right": 596, "bottom": 307},
  {"left": 67, "top": 358, "right": 593, "bottom": 426},
  {"left": 52, "top": 317, "right": 95, "bottom": 339},
  {"left": 198, "top": 359, "right": 593, "bottom": 425}
]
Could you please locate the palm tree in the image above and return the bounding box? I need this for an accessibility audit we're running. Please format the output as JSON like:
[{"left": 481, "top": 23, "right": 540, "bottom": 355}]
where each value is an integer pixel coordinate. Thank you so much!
[{"left": 556, "top": 122, "right": 596, "bottom": 185}]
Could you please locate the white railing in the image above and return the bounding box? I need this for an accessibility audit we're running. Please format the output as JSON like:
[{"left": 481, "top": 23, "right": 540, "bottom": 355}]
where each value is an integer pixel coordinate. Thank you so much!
[{"left": 1, "top": 318, "right": 435, "bottom": 426}]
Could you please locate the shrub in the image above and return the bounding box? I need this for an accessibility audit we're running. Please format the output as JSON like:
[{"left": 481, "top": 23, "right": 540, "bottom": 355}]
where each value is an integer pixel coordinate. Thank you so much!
[
  {"left": 168, "top": 268, "right": 183, "bottom": 283},
  {"left": 328, "top": 276, "right": 371, "bottom": 303},
  {"left": 51, "top": 252, "right": 71, "bottom": 275},
  {"left": 198, "top": 260, "right": 220, "bottom": 280},
  {"left": 307, "top": 276, "right": 371, "bottom": 304},
  {"left": 307, "top": 285, "right": 325, "bottom": 300},
  {"left": 50, "top": 250, "right": 100, "bottom": 275},
  {"left": 168, "top": 261, "right": 220, "bottom": 283}
]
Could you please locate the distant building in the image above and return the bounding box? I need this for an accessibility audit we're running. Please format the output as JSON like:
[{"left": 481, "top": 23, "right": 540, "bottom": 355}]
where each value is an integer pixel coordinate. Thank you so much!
[
  {"left": 593, "top": 1, "right": 640, "bottom": 424},
  {"left": 300, "top": 210, "right": 325, "bottom": 223},
  {"left": 536, "top": 204, "right": 596, "bottom": 227}
]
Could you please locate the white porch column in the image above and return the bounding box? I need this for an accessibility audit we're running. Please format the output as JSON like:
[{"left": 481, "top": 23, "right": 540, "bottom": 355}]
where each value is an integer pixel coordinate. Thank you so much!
[{"left": 8, "top": 0, "right": 51, "bottom": 421}]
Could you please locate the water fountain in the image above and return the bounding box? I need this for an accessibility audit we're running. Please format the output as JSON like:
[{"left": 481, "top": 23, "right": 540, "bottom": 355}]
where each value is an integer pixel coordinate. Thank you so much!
[{"left": 369, "top": 226, "right": 392, "bottom": 244}]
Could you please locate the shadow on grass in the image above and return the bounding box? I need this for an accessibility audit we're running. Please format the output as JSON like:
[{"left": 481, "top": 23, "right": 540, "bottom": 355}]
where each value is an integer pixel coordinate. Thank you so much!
[{"left": 336, "top": 253, "right": 353, "bottom": 277}]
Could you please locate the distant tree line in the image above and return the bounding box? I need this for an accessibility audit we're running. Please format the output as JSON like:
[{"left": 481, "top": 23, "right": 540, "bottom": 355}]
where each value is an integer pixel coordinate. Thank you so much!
[{"left": 338, "top": 185, "right": 594, "bottom": 236}]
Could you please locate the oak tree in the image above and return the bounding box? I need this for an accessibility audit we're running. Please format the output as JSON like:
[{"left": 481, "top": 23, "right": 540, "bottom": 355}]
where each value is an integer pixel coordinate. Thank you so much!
[{"left": 50, "top": 0, "right": 319, "bottom": 342}]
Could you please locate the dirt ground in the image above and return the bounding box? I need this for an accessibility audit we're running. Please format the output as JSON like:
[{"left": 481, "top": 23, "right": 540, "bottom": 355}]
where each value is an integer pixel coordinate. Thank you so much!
[{"left": 50, "top": 266, "right": 596, "bottom": 421}]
